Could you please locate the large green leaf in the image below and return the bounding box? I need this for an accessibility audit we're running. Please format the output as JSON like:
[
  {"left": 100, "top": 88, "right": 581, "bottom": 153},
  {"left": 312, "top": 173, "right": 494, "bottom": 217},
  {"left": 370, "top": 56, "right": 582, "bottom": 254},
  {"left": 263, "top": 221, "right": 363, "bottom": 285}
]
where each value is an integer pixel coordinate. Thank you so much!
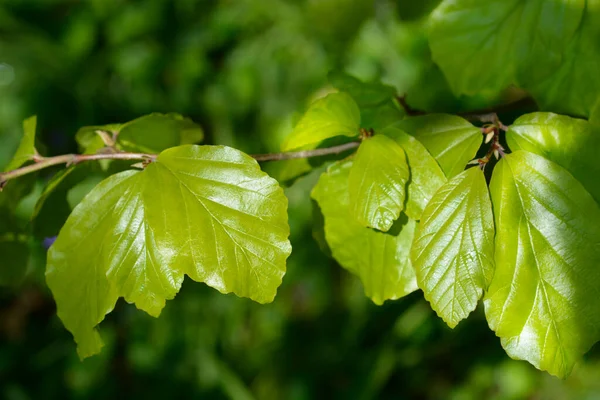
[
  {"left": 412, "top": 167, "right": 494, "bottom": 328},
  {"left": 282, "top": 92, "right": 360, "bottom": 151},
  {"left": 527, "top": 3, "right": 600, "bottom": 117},
  {"left": 4, "top": 116, "right": 38, "bottom": 172},
  {"left": 507, "top": 112, "right": 600, "bottom": 204},
  {"left": 349, "top": 135, "right": 409, "bottom": 231},
  {"left": 486, "top": 150, "right": 600, "bottom": 378},
  {"left": 312, "top": 159, "right": 418, "bottom": 305},
  {"left": 428, "top": 0, "right": 586, "bottom": 107},
  {"left": 382, "top": 127, "right": 447, "bottom": 220},
  {"left": 46, "top": 145, "right": 291, "bottom": 359},
  {"left": 395, "top": 114, "right": 482, "bottom": 178}
]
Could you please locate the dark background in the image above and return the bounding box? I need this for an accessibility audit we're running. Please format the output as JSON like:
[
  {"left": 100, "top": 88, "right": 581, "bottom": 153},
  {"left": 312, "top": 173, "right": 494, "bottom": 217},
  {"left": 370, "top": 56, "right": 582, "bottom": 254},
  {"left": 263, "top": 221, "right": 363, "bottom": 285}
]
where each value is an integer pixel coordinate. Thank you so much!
[{"left": 1, "top": 1, "right": 599, "bottom": 399}]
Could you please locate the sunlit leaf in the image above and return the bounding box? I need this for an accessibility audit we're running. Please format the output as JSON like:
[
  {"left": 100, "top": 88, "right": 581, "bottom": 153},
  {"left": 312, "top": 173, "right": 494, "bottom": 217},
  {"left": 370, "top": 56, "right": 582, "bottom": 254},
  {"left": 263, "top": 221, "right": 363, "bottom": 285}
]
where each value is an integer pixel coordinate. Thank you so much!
[
  {"left": 507, "top": 112, "right": 600, "bottom": 204},
  {"left": 395, "top": 114, "right": 482, "bottom": 178},
  {"left": 412, "top": 167, "right": 494, "bottom": 328},
  {"left": 47, "top": 145, "right": 291, "bottom": 359},
  {"left": 5, "top": 116, "right": 38, "bottom": 172},
  {"left": 282, "top": 92, "right": 360, "bottom": 151},
  {"left": 382, "top": 127, "right": 446, "bottom": 220},
  {"left": 312, "top": 158, "right": 418, "bottom": 305},
  {"left": 349, "top": 135, "right": 409, "bottom": 231},
  {"left": 486, "top": 150, "right": 600, "bottom": 378}
]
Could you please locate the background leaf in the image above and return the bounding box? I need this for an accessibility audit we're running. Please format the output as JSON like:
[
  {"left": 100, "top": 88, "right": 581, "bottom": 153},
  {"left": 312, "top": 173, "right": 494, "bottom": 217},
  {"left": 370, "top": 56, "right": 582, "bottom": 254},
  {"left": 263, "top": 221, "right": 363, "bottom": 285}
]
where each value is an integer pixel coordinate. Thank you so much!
[
  {"left": 486, "top": 150, "right": 600, "bottom": 378},
  {"left": 282, "top": 92, "right": 360, "bottom": 151},
  {"left": 47, "top": 145, "right": 291, "bottom": 358},
  {"left": 4, "top": 116, "right": 38, "bottom": 172},
  {"left": 395, "top": 114, "right": 482, "bottom": 178},
  {"left": 349, "top": 135, "right": 409, "bottom": 231},
  {"left": 507, "top": 112, "right": 600, "bottom": 204},
  {"left": 412, "top": 167, "right": 494, "bottom": 328},
  {"left": 312, "top": 159, "right": 418, "bottom": 305}
]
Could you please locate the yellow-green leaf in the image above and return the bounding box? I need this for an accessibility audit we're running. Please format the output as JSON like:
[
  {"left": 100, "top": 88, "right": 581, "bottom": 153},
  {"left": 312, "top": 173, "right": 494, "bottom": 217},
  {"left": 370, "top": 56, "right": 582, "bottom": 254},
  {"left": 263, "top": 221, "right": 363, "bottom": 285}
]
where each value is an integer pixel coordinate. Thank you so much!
[
  {"left": 486, "top": 150, "right": 600, "bottom": 378},
  {"left": 349, "top": 135, "right": 409, "bottom": 231},
  {"left": 282, "top": 92, "right": 360, "bottom": 151},
  {"left": 46, "top": 145, "right": 291, "bottom": 359},
  {"left": 5, "top": 116, "right": 38, "bottom": 172},
  {"left": 412, "top": 167, "right": 494, "bottom": 328},
  {"left": 312, "top": 159, "right": 418, "bottom": 305}
]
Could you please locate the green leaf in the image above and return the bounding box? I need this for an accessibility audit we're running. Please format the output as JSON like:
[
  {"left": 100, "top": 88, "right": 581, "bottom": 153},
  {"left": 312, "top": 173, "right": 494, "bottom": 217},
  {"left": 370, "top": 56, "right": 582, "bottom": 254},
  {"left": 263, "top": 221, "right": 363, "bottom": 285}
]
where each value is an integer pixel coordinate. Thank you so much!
[
  {"left": 507, "top": 112, "right": 600, "bottom": 204},
  {"left": 328, "top": 71, "right": 397, "bottom": 108},
  {"left": 428, "top": 0, "right": 585, "bottom": 99},
  {"left": 486, "top": 150, "right": 600, "bottom": 378},
  {"left": 282, "top": 92, "right": 360, "bottom": 151},
  {"left": 118, "top": 113, "right": 204, "bottom": 153},
  {"left": 395, "top": 114, "right": 482, "bottom": 178},
  {"left": 75, "top": 124, "right": 121, "bottom": 154},
  {"left": 5, "top": 116, "right": 38, "bottom": 172},
  {"left": 526, "top": 5, "right": 600, "bottom": 117},
  {"left": 312, "top": 159, "right": 418, "bottom": 305},
  {"left": 412, "top": 167, "right": 494, "bottom": 328},
  {"left": 46, "top": 145, "right": 291, "bottom": 359},
  {"left": 348, "top": 135, "right": 409, "bottom": 231},
  {"left": 382, "top": 127, "right": 447, "bottom": 220}
]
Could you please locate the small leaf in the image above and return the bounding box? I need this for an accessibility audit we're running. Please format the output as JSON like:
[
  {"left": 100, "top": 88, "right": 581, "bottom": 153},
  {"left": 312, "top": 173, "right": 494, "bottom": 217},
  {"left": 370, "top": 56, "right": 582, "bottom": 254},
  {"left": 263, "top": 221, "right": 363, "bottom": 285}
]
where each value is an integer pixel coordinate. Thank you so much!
[
  {"left": 395, "top": 114, "right": 482, "bottom": 178},
  {"left": 282, "top": 92, "right": 360, "bottom": 151},
  {"left": 118, "top": 113, "right": 204, "bottom": 153},
  {"left": 76, "top": 124, "right": 121, "bottom": 154},
  {"left": 46, "top": 145, "right": 291, "bottom": 358},
  {"left": 328, "top": 71, "right": 397, "bottom": 108},
  {"left": 312, "top": 159, "right": 418, "bottom": 305},
  {"left": 349, "top": 135, "right": 409, "bottom": 231},
  {"left": 507, "top": 112, "right": 600, "bottom": 204},
  {"left": 5, "top": 116, "right": 38, "bottom": 172},
  {"left": 412, "top": 167, "right": 494, "bottom": 328},
  {"left": 382, "top": 127, "right": 447, "bottom": 220},
  {"left": 486, "top": 150, "right": 600, "bottom": 378}
]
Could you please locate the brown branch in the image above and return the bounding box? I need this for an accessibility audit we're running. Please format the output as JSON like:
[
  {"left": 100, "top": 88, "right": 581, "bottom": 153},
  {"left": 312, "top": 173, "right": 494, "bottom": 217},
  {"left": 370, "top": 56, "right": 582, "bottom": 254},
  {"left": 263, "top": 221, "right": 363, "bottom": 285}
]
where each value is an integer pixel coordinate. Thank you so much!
[
  {"left": 0, "top": 152, "right": 156, "bottom": 190},
  {"left": 251, "top": 141, "right": 359, "bottom": 162},
  {"left": 0, "top": 141, "right": 361, "bottom": 189}
]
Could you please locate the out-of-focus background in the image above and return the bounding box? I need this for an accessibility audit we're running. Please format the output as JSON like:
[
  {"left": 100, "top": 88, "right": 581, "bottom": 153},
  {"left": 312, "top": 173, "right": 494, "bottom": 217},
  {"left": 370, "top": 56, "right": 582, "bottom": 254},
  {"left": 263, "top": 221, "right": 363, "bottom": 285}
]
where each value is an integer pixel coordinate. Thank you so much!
[{"left": 0, "top": 1, "right": 599, "bottom": 399}]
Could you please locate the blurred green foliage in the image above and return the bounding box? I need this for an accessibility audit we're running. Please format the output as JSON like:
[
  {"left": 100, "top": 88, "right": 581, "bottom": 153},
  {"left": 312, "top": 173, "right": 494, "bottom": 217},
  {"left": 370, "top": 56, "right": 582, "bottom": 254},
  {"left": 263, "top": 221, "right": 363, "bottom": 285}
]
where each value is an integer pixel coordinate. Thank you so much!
[{"left": 0, "top": 0, "right": 599, "bottom": 399}]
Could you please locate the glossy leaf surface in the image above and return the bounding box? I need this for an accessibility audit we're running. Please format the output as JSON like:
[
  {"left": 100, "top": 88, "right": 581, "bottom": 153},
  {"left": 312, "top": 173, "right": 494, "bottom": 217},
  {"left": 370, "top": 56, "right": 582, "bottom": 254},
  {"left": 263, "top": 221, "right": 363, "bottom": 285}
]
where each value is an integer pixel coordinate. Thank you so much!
[
  {"left": 383, "top": 127, "right": 446, "bottom": 220},
  {"left": 5, "top": 116, "right": 38, "bottom": 172},
  {"left": 47, "top": 145, "right": 291, "bottom": 358},
  {"left": 486, "top": 150, "right": 600, "bottom": 378},
  {"left": 349, "top": 135, "right": 409, "bottom": 231},
  {"left": 412, "top": 167, "right": 494, "bottom": 328},
  {"left": 312, "top": 159, "right": 418, "bottom": 305},
  {"left": 395, "top": 114, "right": 481, "bottom": 178},
  {"left": 507, "top": 112, "right": 600, "bottom": 204},
  {"left": 282, "top": 92, "right": 360, "bottom": 151}
]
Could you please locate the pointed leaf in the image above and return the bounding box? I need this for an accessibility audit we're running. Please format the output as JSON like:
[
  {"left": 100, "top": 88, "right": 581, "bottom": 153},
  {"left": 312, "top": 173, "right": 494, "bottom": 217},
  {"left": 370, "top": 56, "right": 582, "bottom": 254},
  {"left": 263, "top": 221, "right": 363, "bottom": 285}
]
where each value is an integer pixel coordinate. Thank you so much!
[
  {"left": 46, "top": 145, "right": 291, "bottom": 359},
  {"left": 312, "top": 159, "right": 418, "bottom": 305},
  {"left": 412, "top": 167, "right": 494, "bottom": 328},
  {"left": 395, "top": 114, "right": 482, "bottom": 178},
  {"left": 282, "top": 92, "right": 360, "bottom": 151},
  {"left": 5, "top": 116, "right": 38, "bottom": 172},
  {"left": 507, "top": 112, "right": 600, "bottom": 204},
  {"left": 349, "top": 135, "right": 409, "bottom": 231},
  {"left": 382, "top": 127, "right": 447, "bottom": 220},
  {"left": 486, "top": 150, "right": 600, "bottom": 378}
]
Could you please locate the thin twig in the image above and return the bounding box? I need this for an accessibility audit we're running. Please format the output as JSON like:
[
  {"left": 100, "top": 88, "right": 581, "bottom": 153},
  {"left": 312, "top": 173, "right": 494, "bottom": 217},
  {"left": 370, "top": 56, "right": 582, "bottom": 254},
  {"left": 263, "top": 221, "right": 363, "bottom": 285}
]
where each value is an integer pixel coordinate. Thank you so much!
[
  {"left": 0, "top": 141, "right": 361, "bottom": 189},
  {"left": 0, "top": 152, "right": 156, "bottom": 189},
  {"left": 251, "top": 141, "right": 360, "bottom": 162}
]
